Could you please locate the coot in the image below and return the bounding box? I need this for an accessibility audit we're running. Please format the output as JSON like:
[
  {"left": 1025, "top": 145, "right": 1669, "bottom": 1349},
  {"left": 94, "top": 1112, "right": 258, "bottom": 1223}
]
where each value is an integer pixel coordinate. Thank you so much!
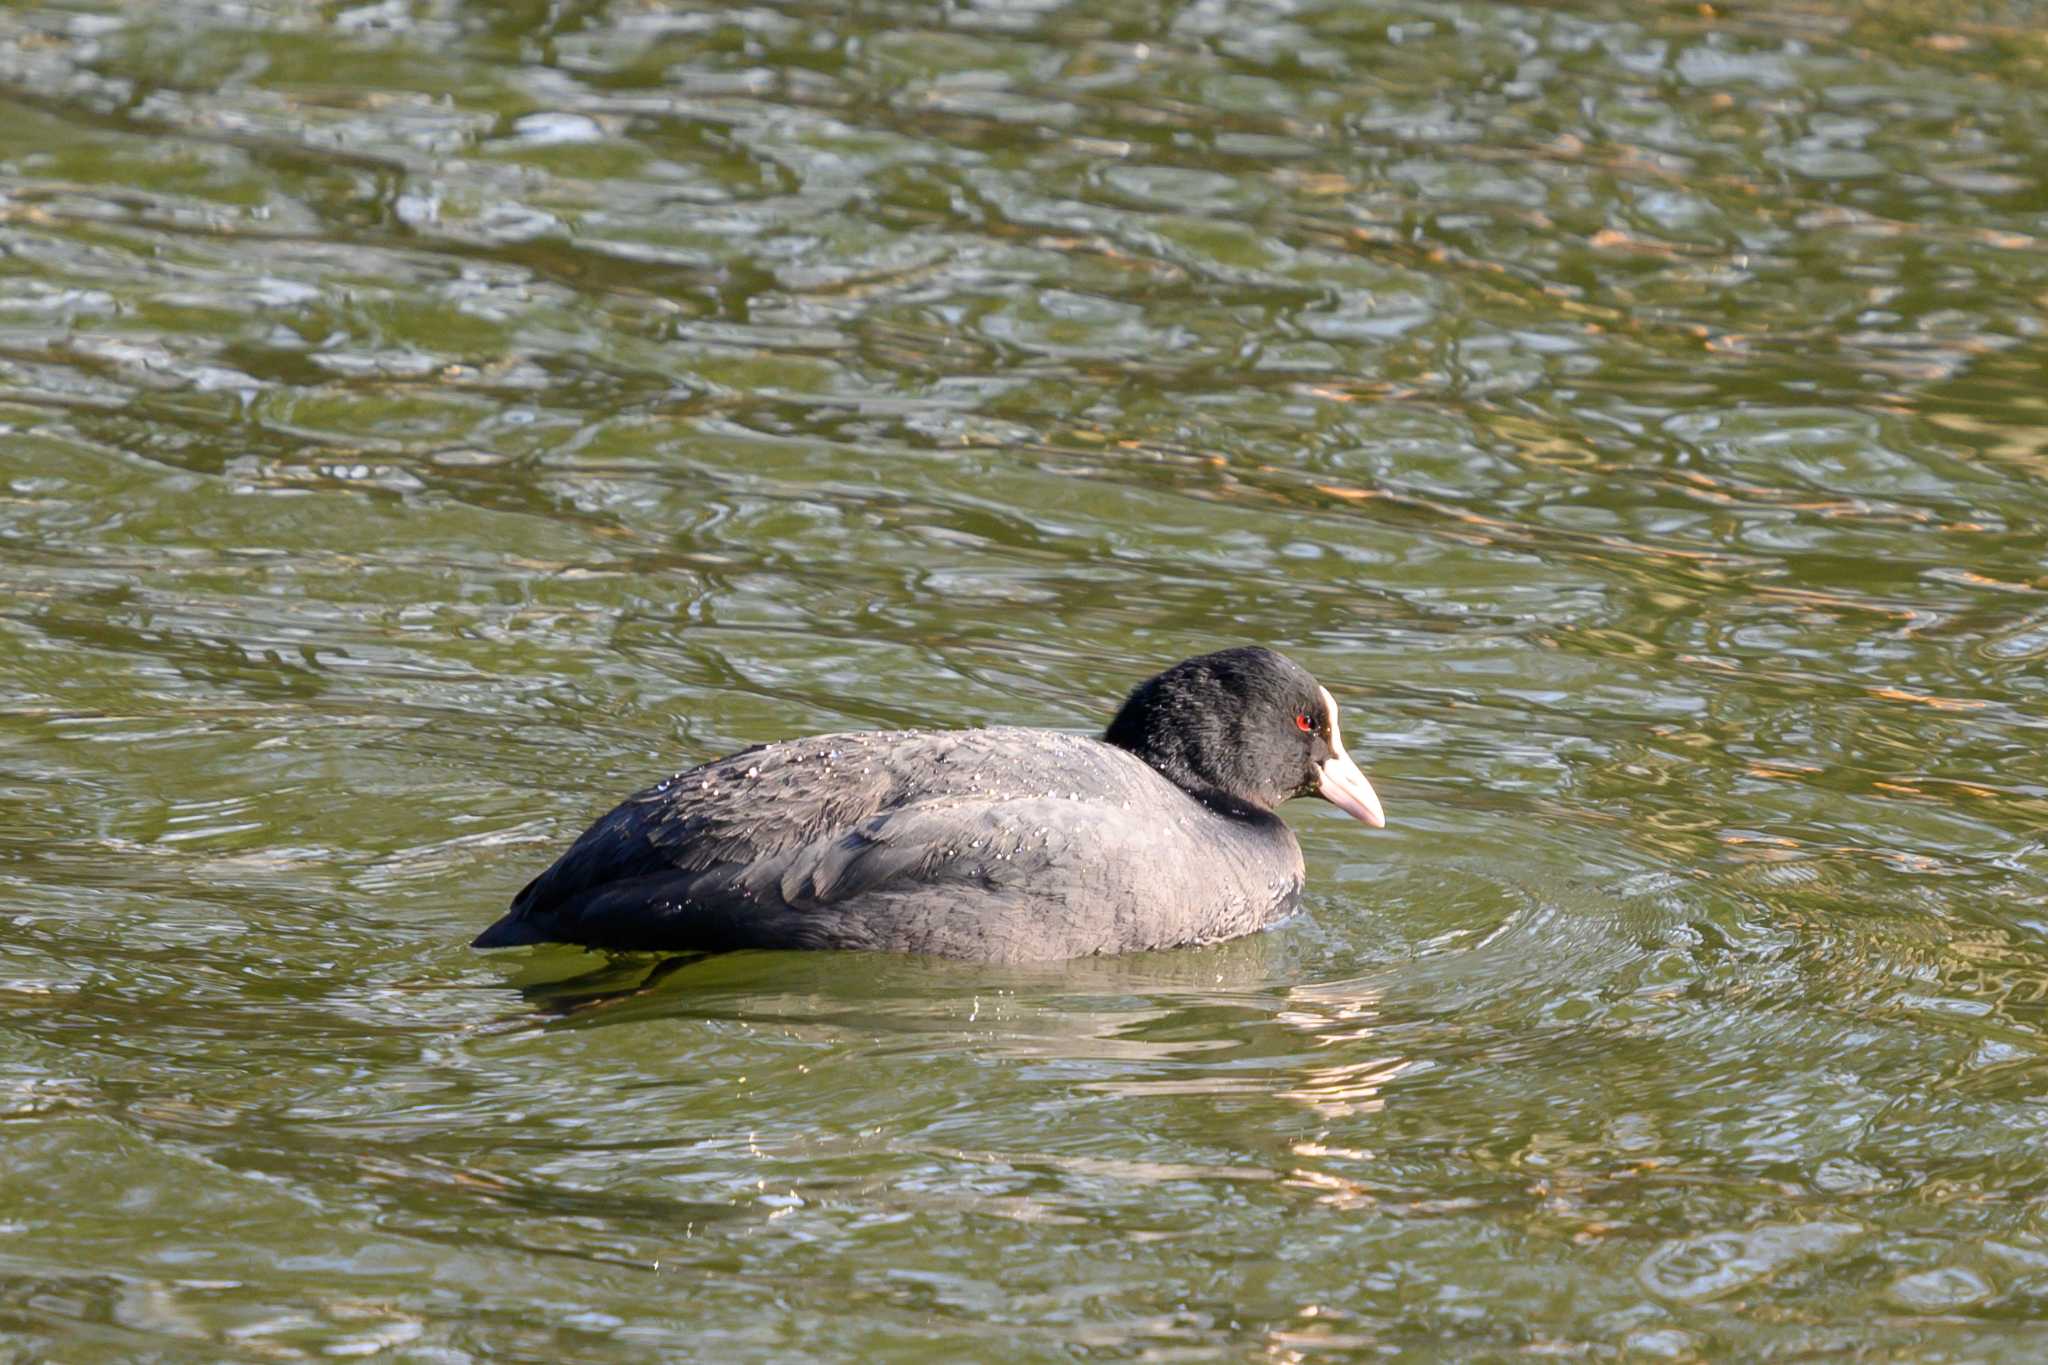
[{"left": 473, "top": 646, "right": 1384, "bottom": 962}]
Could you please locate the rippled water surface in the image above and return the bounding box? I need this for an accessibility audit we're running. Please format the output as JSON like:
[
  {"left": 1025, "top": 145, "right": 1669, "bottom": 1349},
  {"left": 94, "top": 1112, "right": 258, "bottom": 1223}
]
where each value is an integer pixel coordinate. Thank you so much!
[{"left": 6, "top": 0, "right": 2048, "bottom": 1357}]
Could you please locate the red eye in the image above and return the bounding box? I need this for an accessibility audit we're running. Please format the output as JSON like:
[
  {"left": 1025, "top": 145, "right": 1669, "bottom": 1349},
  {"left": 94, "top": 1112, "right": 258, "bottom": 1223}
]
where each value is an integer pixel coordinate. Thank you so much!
[{"left": 1295, "top": 713, "right": 1313, "bottom": 733}]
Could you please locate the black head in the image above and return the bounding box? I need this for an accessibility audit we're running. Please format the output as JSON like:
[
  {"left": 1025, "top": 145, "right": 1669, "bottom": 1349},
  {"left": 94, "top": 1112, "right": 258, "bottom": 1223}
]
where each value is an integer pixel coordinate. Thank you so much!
[{"left": 1103, "top": 647, "right": 1384, "bottom": 826}]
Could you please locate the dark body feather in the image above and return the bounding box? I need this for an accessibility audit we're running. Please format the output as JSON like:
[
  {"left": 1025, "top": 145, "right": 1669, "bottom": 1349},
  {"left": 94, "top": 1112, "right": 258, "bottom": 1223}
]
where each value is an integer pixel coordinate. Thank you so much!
[{"left": 474, "top": 726, "right": 1306, "bottom": 963}]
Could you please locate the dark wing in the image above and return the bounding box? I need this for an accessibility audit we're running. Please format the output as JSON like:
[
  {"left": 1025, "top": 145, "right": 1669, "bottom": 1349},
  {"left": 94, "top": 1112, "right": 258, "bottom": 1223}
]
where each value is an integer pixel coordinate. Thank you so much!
[
  {"left": 484, "top": 790, "right": 1239, "bottom": 960},
  {"left": 472, "top": 728, "right": 1157, "bottom": 954},
  {"left": 472, "top": 734, "right": 896, "bottom": 949}
]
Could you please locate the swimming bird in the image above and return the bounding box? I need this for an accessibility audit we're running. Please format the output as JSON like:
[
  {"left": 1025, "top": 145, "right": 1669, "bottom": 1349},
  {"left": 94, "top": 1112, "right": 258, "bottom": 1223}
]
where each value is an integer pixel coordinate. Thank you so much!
[{"left": 473, "top": 646, "right": 1384, "bottom": 962}]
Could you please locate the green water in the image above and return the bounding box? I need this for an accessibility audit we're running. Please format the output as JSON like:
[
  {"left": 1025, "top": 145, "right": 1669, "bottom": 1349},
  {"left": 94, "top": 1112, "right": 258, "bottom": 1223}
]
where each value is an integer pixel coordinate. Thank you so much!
[{"left": 5, "top": 0, "right": 2048, "bottom": 1357}]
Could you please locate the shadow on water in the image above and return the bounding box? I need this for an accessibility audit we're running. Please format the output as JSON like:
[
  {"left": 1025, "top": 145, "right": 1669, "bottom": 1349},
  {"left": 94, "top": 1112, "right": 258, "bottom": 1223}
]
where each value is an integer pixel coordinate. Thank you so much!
[{"left": 484, "top": 932, "right": 1310, "bottom": 1040}]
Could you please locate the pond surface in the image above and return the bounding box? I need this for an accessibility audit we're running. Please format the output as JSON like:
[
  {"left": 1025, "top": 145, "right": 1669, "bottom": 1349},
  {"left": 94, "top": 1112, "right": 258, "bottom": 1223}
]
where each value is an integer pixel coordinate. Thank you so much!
[{"left": 5, "top": 0, "right": 2048, "bottom": 1357}]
